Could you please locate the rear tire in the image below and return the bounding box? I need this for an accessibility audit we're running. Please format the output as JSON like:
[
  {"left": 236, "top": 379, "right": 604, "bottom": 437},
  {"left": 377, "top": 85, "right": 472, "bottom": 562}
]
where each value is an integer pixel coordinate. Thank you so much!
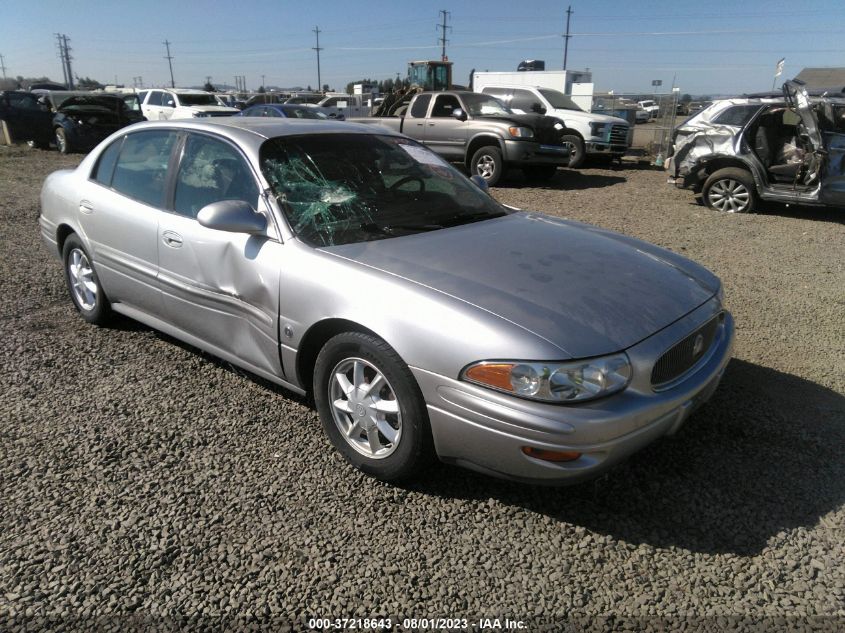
[
  {"left": 470, "top": 145, "right": 506, "bottom": 187},
  {"left": 702, "top": 167, "right": 756, "bottom": 213},
  {"left": 313, "top": 332, "right": 432, "bottom": 482},
  {"left": 62, "top": 234, "right": 112, "bottom": 325}
]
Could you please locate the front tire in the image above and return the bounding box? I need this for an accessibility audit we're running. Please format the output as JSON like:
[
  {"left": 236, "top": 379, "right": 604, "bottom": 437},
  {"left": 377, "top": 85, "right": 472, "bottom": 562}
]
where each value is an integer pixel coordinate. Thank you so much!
[
  {"left": 470, "top": 145, "right": 506, "bottom": 186},
  {"left": 55, "top": 127, "right": 71, "bottom": 154},
  {"left": 313, "top": 332, "right": 432, "bottom": 482},
  {"left": 62, "top": 235, "right": 111, "bottom": 325},
  {"left": 560, "top": 134, "right": 585, "bottom": 168},
  {"left": 702, "top": 167, "right": 756, "bottom": 213}
]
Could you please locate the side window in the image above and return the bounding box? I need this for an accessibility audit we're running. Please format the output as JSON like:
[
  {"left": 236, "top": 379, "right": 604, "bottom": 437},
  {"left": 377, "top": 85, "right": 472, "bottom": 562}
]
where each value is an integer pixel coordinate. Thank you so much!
[
  {"left": 138, "top": 91, "right": 148, "bottom": 104},
  {"left": 482, "top": 88, "right": 510, "bottom": 103},
  {"left": 268, "top": 108, "right": 282, "bottom": 117},
  {"left": 162, "top": 93, "right": 176, "bottom": 108},
  {"left": 409, "top": 94, "right": 431, "bottom": 118},
  {"left": 431, "top": 94, "right": 461, "bottom": 118},
  {"left": 111, "top": 130, "right": 178, "bottom": 207},
  {"left": 713, "top": 105, "right": 760, "bottom": 127},
  {"left": 174, "top": 134, "right": 259, "bottom": 218},
  {"left": 146, "top": 91, "right": 162, "bottom": 106},
  {"left": 9, "top": 94, "right": 39, "bottom": 110},
  {"left": 91, "top": 137, "right": 124, "bottom": 186},
  {"left": 510, "top": 89, "right": 537, "bottom": 112}
]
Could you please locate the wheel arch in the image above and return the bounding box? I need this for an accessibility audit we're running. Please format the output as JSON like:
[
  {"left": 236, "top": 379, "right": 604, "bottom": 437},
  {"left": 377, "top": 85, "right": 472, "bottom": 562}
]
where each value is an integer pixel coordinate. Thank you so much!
[
  {"left": 465, "top": 134, "right": 504, "bottom": 168},
  {"left": 56, "top": 223, "right": 76, "bottom": 254},
  {"left": 295, "top": 318, "right": 382, "bottom": 393},
  {"left": 692, "top": 155, "right": 764, "bottom": 189}
]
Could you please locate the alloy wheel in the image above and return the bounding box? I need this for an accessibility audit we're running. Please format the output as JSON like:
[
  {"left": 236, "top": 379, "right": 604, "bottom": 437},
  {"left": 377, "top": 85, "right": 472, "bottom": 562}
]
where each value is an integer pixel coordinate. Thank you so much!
[
  {"left": 475, "top": 154, "right": 496, "bottom": 180},
  {"left": 68, "top": 248, "right": 97, "bottom": 311},
  {"left": 328, "top": 357, "right": 402, "bottom": 459},
  {"left": 707, "top": 179, "right": 750, "bottom": 213}
]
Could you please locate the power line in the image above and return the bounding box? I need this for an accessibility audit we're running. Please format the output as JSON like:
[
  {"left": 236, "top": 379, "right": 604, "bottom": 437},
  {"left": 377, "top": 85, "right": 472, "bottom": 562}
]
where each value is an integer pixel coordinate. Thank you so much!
[
  {"left": 312, "top": 26, "right": 323, "bottom": 90},
  {"left": 438, "top": 10, "right": 451, "bottom": 61},
  {"left": 163, "top": 39, "right": 175, "bottom": 88}
]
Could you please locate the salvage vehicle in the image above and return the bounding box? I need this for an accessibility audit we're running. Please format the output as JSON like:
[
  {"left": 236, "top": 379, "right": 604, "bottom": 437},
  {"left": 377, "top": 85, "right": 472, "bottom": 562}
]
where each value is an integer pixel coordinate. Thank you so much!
[
  {"left": 238, "top": 104, "right": 329, "bottom": 119},
  {"left": 666, "top": 80, "right": 845, "bottom": 213},
  {"left": 350, "top": 90, "right": 571, "bottom": 185},
  {"left": 39, "top": 118, "right": 734, "bottom": 484},
  {"left": 0, "top": 90, "right": 53, "bottom": 148},
  {"left": 476, "top": 85, "right": 631, "bottom": 167},
  {"left": 139, "top": 89, "right": 239, "bottom": 121},
  {"left": 52, "top": 93, "right": 146, "bottom": 154}
]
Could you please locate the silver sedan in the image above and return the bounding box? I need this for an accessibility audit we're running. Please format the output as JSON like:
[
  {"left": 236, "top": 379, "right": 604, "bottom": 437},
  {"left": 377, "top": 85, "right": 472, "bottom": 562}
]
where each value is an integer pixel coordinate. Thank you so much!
[{"left": 39, "top": 118, "right": 734, "bottom": 484}]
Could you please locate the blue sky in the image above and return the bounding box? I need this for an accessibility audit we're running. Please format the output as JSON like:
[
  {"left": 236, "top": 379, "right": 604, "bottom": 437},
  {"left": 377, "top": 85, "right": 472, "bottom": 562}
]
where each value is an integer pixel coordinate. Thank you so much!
[{"left": 3, "top": 0, "right": 844, "bottom": 95}]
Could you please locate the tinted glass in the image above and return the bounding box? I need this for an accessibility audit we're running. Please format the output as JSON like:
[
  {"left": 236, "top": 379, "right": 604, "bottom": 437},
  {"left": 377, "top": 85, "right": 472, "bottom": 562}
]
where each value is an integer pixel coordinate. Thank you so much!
[
  {"left": 92, "top": 137, "right": 124, "bottom": 186},
  {"left": 461, "top": 93, "right": 510, "bottom": 117},
  {"left": 146, "top": 91, "right": 162, "bottom": 106},
  {"left": 8, "top": 93, "right": 39, "bottom": 110},
  {"left": 538, "top": 88, "right": 582, "bottom": 111},
  {"left": 481, "top": 87, "right": 510, "bottom": 101},
  {"left": 510, "top": 89, "right": 537, "bottom": 112},
  {"left": 409, "top": 94, "right": 431, "bottom": 118},
  {"left": 713, "top": 105, "right": 760, "bottom": 127},
  {"left": 280, "top": 106, "right": 327, "bottom": 119},
  {"left": 431, "top": 95, "right": 461, "bottom": 118},
  {"left": 111, "top": 130, "right": 178, "bottom": 207},
  {"left": 260, "top": 133, "right": 506, "bottom": 247},
  {"left": 178, "top": 93, "right": 218, "bottom": 106},
  {"left": 174, "top": 134, "right": 259, "bottom": 218}
]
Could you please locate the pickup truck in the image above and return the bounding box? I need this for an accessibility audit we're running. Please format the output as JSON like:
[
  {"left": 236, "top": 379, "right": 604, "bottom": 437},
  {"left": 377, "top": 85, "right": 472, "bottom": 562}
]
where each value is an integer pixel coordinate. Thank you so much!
[{"left": 349, "top": 90, "right": 570, "bottom": 185}]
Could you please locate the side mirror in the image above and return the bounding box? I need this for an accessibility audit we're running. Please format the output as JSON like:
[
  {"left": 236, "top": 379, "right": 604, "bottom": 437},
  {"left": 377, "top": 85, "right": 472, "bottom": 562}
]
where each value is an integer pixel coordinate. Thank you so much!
[
  {"left": 197, "top": 200, "right": 267, "bottom": 234},
  {"left": 452, "top": 108, "right": 468, "bottom": 122},
  {"left": 531, "top": 102, "right": 547, "bottom": 114},
  {"left": 470, "top": 174, "right": 490, "bottom": 194}
]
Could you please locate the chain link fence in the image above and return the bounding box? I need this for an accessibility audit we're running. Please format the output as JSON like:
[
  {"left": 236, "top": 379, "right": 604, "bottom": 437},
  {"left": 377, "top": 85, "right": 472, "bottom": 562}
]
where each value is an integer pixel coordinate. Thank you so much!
[{"left": 592, "top": 91, "right": 684, "bottom": 160}]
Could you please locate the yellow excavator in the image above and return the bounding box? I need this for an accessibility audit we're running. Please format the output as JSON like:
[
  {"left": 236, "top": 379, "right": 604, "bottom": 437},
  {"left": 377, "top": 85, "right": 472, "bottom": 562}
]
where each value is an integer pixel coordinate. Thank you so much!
[{"left": 373, "top": 60, "right": 454, "bottom": 117}]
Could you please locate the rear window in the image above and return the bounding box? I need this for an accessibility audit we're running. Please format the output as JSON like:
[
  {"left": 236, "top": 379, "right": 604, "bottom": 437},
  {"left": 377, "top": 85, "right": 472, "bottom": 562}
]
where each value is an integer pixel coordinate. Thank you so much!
[{"left": 712, "top": 105, "right": 761, "bottom": 127}]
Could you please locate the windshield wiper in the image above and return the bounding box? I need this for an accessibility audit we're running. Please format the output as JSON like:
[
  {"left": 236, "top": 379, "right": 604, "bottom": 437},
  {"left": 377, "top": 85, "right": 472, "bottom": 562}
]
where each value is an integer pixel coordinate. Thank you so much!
[{"left": 438, "top": 211, "right": 507, "bottom": 227}]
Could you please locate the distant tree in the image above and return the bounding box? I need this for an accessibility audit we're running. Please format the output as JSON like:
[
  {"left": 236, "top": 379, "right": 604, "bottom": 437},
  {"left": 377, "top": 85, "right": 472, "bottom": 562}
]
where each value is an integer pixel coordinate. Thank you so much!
[
  {"left": 307, "top": 85, "right": 312, "bottom": 91},
  {"left": 76, "top": 76, "right": 104, "bottom": 90},
  {"left": 257, "top": 85, "right": 266, "bottom": 94},
  {"left": 203, "top": 81, "right": 215, "bottom": 92},
  {"left": 681, "top": 93, "right": 692, "bottom": 103}
]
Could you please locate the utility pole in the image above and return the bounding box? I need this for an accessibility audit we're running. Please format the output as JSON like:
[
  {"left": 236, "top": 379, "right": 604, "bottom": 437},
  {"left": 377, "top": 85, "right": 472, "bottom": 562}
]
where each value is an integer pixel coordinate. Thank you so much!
[
  {"left": 55, "top": 34, "right": 74, "bottom": 90},
  {"left": 163, "top": 40, "right": 175, "bottom": 88},
  {"left": 261, "top": 74, "right": 265, "bottom": 89},
  {"left": 205, "top": 75, "right": 212, "bottom": 87},
  {"left": 55, "top": 34, "right": 68, "bottom": 88},
  {"left": 312, "top": 26, "right": 323, "bottom": 91},
  {"left": 438, "top": 10, "right": 451, "bottom": 61},
  {"left": 563, "top": 5, "right": 573, "bottom": 70},
  {"left": 0, "top": 54, "right": 6, "bottom": 82}
]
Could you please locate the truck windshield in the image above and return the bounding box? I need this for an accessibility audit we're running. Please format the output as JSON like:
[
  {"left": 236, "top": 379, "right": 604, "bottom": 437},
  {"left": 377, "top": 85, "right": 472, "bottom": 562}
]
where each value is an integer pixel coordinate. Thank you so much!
[
  {"left": 260, "top": 133, "right": 507, "bottom": 247},
  {"left": 461, "top": 93, "right": 512, "bottom": 117},
  {"left": 538, "top": 89, "right": 583, "bottom": 112}
]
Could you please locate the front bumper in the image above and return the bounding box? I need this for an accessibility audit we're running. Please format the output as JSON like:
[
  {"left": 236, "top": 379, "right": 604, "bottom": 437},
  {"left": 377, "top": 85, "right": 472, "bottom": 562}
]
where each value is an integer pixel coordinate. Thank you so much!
[
  {"left": 502, "top": 139, "right": 570, "bottom": 167},
  {"left": 585, "top": 141, "right": 629, "bottom": 155},
  {"left": 412, "top": 298, "right": 734, "bottom": 485}
]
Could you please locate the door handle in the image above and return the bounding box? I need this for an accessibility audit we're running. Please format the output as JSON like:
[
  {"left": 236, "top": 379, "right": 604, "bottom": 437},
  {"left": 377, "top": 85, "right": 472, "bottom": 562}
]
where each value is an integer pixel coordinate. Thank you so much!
[
  {"left": 415, "top": 122, "right": 424, "bottom": 126},
  {"left": 79, "top": 200, "right": 94, "bottom": 214},
  {"left": 162, "top": 230, "right": 183, "bottom": 248}
]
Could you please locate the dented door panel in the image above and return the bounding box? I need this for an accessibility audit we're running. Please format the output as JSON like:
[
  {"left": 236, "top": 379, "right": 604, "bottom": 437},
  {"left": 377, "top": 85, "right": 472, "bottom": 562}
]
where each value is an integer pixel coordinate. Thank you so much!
[{"left": 157, "top": 209, "right": 283, "bottom": 378}]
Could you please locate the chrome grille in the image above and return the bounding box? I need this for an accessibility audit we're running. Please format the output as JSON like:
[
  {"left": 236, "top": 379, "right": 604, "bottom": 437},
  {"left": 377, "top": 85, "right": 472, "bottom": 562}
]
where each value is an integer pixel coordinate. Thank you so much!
[
  {"left": 651, "top": 316, "right": 721, "bottom": 387},
  {"left": 609, "top": 124, "right": 628, "bottom": 145}
]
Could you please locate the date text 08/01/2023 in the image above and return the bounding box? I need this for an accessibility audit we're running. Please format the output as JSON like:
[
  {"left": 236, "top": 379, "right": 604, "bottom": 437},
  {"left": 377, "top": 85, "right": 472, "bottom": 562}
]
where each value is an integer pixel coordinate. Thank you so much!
[{"left": 307, "top": 617, "right": 527, "bottom": 630}]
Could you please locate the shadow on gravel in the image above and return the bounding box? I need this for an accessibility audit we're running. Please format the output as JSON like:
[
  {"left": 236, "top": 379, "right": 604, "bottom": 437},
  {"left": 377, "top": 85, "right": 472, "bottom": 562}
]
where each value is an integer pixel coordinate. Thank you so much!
[
  {"left": 406, "top": 359, "right": 845, "bottom": 556},
  {"left": 496, "top": 171, "right": 627, "bottom": 191},
  {"left": 757, "top": 202, "right": 845, "bottom": 224}
]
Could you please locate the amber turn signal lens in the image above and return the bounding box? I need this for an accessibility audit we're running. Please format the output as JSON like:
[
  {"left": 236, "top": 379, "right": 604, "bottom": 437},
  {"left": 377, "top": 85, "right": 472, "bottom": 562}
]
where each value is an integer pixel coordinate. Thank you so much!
[
  {"left": 521, "top": 446, "right": 582, "bottom": 463},
  {"left": 464, "top": 363, "right": 515, "bottom": 391}
]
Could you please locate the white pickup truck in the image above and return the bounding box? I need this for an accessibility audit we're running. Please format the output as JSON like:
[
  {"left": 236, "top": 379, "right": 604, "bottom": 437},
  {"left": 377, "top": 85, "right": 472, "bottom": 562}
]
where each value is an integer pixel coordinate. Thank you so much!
[{"left": 477, "top": 85, "right": 630, "bottom": 167}]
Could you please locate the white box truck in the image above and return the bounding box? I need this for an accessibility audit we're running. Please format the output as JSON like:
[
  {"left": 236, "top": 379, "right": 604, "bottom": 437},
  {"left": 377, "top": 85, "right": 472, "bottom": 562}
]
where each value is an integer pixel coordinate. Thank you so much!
[{"left": 473, "top": 70, "right": 630, "bottom": 167}]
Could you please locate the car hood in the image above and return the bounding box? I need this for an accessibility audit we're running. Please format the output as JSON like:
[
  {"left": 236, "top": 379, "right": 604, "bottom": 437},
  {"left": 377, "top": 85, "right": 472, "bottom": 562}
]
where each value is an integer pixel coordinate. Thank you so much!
[
  {"left": 551, "top": 108, "right": 628, "bottom": 126},
  {"left": 324, "top": 212, "right": 719, "bottom": 358}
]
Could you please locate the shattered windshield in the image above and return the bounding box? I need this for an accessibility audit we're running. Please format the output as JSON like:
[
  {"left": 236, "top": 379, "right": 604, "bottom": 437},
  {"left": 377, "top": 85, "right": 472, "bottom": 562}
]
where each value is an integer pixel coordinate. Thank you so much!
[
  {"left": 260, "top": 133, "right": 507, "bottom": 247},
  {"left": 461, "top": 93, "right": 512, "bottom": 117}
]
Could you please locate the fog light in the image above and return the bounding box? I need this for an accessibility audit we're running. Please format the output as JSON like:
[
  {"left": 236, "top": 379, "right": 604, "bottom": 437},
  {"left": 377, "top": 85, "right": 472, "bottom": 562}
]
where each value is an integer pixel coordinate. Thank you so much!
[{"left": 521, "top": 446, "right": 582, "bottom": 462}]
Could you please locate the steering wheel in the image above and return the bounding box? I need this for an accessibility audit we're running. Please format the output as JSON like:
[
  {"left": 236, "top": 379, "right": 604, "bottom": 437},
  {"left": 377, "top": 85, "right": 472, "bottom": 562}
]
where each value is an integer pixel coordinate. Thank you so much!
[{"left": 388, "top": 176, "right": 425, "bottom": 193}]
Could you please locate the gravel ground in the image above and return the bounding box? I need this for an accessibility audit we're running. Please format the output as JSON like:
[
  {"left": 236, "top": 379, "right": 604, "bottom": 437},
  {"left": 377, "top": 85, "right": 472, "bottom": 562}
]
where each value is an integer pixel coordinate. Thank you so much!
[{"left": 1, "top": 145, "right": 843, "bottom": 632}]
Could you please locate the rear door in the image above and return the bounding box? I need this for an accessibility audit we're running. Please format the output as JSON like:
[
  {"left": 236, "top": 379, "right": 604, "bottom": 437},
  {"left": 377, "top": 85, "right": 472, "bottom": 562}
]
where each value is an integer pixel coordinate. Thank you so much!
[
  {"left": 157, "top": 131, "right": 283, "bottom": 377},
  {"left": 424, "top": 93, "right": 468, "bottom": 159},
  {"left": 818, "top": 101, "right": 845, "bottom": 205}
]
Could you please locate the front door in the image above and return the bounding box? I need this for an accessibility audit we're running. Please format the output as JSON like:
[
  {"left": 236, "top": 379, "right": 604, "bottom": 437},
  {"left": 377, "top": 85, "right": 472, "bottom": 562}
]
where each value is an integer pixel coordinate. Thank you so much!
[
  {"left": 424, "top": 93, "right": 468, "bottom": 160},
  {"left": 819, "top": 101, "right": 845, "bottom": 206},
  {"left": 157, "top": 132, "right": 283, "bottom": 377}
]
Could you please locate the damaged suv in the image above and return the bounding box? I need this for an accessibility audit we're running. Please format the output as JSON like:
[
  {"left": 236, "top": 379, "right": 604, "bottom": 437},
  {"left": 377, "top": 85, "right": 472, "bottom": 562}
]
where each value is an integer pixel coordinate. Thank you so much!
[{"left": 666, "top": 80, "right": 845, "bottom": 213}]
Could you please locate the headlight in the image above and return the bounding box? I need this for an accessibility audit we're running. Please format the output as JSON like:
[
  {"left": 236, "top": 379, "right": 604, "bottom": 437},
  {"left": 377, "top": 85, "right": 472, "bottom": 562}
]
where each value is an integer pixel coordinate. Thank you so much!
[
  {"left": 508, "top": 126, "right": 534, "bottom": 139},
  {"left": 590, "top": 122, "right": 607, "bottom": 136},
  {"left": 462, "top": 354, "right": 632, "bottom": 403}
]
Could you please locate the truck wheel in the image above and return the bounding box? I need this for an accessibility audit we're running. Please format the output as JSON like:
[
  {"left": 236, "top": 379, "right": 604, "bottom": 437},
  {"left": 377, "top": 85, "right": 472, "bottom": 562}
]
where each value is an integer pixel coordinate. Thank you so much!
[
  {"left": 470, "top": 146, "right": 506, "bottom": 186},
  {"left": 561, "top": 134, "right": 585, "bottom": 168},
  {"left": 702, "top": 168, "right": 756, "bottom": 213},
  {"left": 523, "top": 165, "right": 557, "bottom": 183}
]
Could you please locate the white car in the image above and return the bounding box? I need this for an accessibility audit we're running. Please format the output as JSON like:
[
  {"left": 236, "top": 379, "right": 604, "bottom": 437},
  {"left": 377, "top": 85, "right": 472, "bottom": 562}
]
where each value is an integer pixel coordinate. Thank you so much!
[
  {"left": 638, "top": 100, "right": 660, "bottom": 119},
  {"left": 138, "top": 89, "right": 239, "bottom": 121}
]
